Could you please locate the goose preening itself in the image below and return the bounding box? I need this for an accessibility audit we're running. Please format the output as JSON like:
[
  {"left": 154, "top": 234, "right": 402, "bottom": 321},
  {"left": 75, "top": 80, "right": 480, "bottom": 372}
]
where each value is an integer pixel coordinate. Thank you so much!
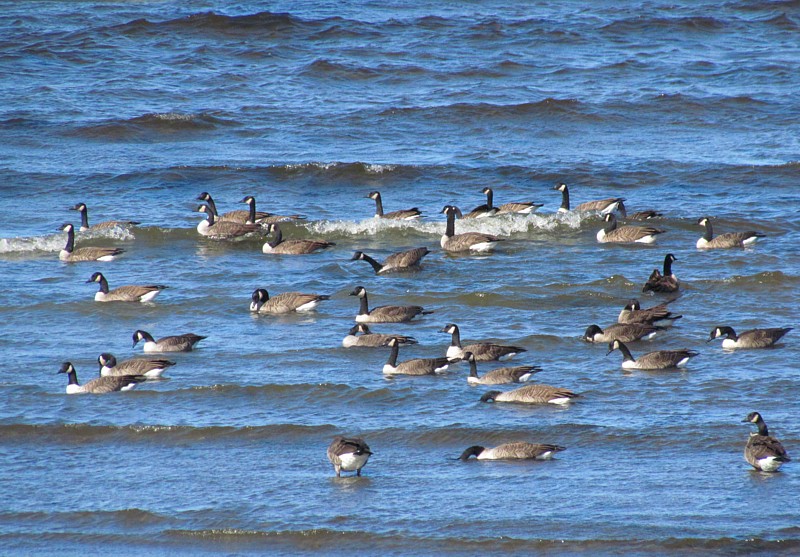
[
  {"left": 382, "top": 337, "right": 449, "bottom": 376},
  {"left": 606, "top": 340, "right": 699, "bottom": 370},
  {"left": 97, "top": 353, "right": 175, "bottom": 378},
  {"left": 618, "top": 299, "right": 682, "bottom": 326},
  {"left": 250, "top": 288, "right": 330, "bottom": 314},
  {"left": 350, "top": 285, "right": 432, "bottom": 323},
  {"left": 59, "top": 362, "right": 145, "bottom": 394},
  {"left": 708, "top": 326, "right": 792, "bottom": 349},
  {"left": 86, "top": 272, "right": 167, "bottom": 302},
  {"left": 464, "top": 352, "right": 541, "bottom": 385},
  {"left": 367, "top": 191, "right": 421, "bottom": 220},
  {"left": 196, "top": 204, "right": 260, "bottom": 239},
  {"left": 617, "top": 201, "right": 663, "bottom": 221},
  {"left": 480, "top": 383, "right": 580, "bottom": 405},
  {"left": 327, "top": 436, "right": 372, "bottom": 477},
  {"left": 641, "top": 254, "right": 680, "bottom": 294},
  {"left": 261, "top": 223, "right": 335, "bottom": 255},
  {"left": 132, "top": 330, "right": 206, "bottom": 353},
  {"left": 70, "top": 202, "right": 140, "bottom": 231},
  {"left": 596, "top": 213, "right": 665, "bottom": 244},
  {"left": 440, "top": 205, "right": 504, "bottom": 253},
  {"left": 342, "top": 324, "right": 417, "bottom": 348},
  {"left": 743, "top": 412, "right": 791, "bottom": 472},
  {"left": 583, "top": 323, "right": 663, "bottom": 343},
  {"left": 58, "top": 223, "right": 125, "bottom": 262},
  {"left": 554, "top": 182, "right": 624, "bottom": 214},
  {"left": 440, "top": 323, "right": 526, "bottom": 362},
  {"left": 696, "top": 217, "right": 765, "bottom": 249},
  {"left": 458, "top": 442, "right": 566, "bottom": 461},
  {"left": 351, "top": 248, "right": 430, "bottom": 274}
]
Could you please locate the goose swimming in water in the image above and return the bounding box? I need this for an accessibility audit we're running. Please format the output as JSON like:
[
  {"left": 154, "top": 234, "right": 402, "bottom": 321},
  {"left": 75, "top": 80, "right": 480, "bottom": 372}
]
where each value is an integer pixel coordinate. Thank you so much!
[
  {"left": 597, "top": 213, "right": 665, "bottom": 244},
  {"left": 382, "top": 337, "right": 449, "bottom": 376},
  {"left": 70, "top": 202, "right": 140, "bottom": 231},
  {"left": 86, "top": 272, "right": 167, "bottom": 302},
  {"left": 351, "top": 248, "right": 430, "bottom": 274},
  {"left": 463, "top": 352, "right": 541, "bottom": 385},
  {"left": 641, "top": 254, "right": 680, "bottom": 294},
  {"left": 617, "top": 299, "right": 682, "bottom": 326},
  {"left": 707, "top": 326, "right": 792, "bottom": 349},
  {"left": 367, "top": 191, "right": 421, "bottom": 220},
  {"left": 554, "top": 182, "right": 624, "bottom": 214},
  {"left": 261, "top": 223, "right": 335, "bottom": 255},
  {"left": 58, "top": 223, "right": 125, "bottom": 262},
  {"left": 696, "top": 217, "right": 765, "bottom": 249},
  {"left": 583, "top": 323, "right": 663, "bottom": 343},
  {"left": 59, "top": 362, "right": 145, "bottom": 394},
  {"left": 350, "top": 285, "right": 432, "bottom": 323},
  {"left": 250, "top": 288, "right": 330, "bottom": 314},
  {"left": 97, "top": 353, "right": 175, "bottom": 378},
  {"left": 441, "top": 323, "right": 526, "bottom": 362},
  {"left": 342, "top": 324, "right": 417, "bottom": 348},
  {"left": 440, "top": 205, "right": 504, "bottom": 252},
  {"left": 480, "top": 383, "right": 580, "bottom": 405},
  {"left": 458, "top": 442, "right": 566, "bottom": 461},
  {"left": 606, "top": 340, "right": 698, "bottom": 370},
  {"left": 132, "top": 330, "right": 206, "bottom": 353},
  {"left": 196, "top": 204, "right": 260, "bottom": 239}
]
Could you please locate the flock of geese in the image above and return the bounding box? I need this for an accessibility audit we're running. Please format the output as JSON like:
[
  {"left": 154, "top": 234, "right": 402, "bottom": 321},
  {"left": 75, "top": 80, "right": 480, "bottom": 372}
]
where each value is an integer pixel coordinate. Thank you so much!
[{"left": 53, "top": 184, "right": 792, "bottom": 478}]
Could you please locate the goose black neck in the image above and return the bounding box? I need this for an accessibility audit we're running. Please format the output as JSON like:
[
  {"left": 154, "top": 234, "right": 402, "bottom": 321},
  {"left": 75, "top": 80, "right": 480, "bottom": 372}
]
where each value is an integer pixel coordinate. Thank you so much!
[
  {"left": 560, "top": 187, "right": 570, "bottom": 211},
  {"left": 205, "top": 210, "right": 216, "bottom": 225},
  {"left": 386, "top": 342, "right": 399, "bottom": 366},
  {"left": 97, "top": 275, "right": 110, "bottom": 294},
  {"left": 450, "top": 327, "right": 462, "bottom": 347},
  {"left": 67, "top": 370, "right": 79, "bottom": 386},
  {"left": 373, "top": 195, "right": 384, "bottom": 216},
  {"left": 247, "top": 199, "right": 257, "bottom": 223},
  {"left": 604, "top": 215, "right": 617, "bottom": 233},
  {"left": 755, "top": 416, "right": 769, "bottom": 436},
  {"left": 468, "top": 358, "right": 478, "bottom": 377},
  {"left": 663, "top": 255, "right": 673, "bottom": 276},
  {"left": 358, "top": 293, "right": 370, "bottom": 315},
  {"left": 361, "top": 253, "right": 384, "bottom": 274},
  {"left": 458, "top": 446, "right": 484, "bottom": 460},
  {"left": 64, "top": 226, "right": 75, "bottom": 253},
  {"left": 485, "top": 189, "right": 494, "bottom": 210},
  {"left": 269, "top": 225, "right": 283, "bottom": 248},
  {"left": 444, "top": 209, "right": 455, "bottom": 238},
  {"left": 616, "top": 341, "right": 634, "bottom": 362},
  {"left": 205, "top": 196, "right": 219, "bottom": 216},
  {"left": 78, "top": 207, "right": 90, "bottom": 229},
  {"left": 703, "top": 220, "right": 713, "bottom": 241}
]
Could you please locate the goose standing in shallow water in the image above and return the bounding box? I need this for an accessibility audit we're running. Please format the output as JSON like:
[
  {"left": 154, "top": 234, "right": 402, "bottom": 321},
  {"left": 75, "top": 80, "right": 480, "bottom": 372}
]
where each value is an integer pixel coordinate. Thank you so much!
[
  {"left": 351, "top": 248, "right": 430, "bottom": 274},
  {"left": 97, "top": 353, "right": 175, "bottom": 378},
  {"left": 583, "top": 323, "right": 663, "bottom": 343},
  {"left": 641, "top": 254, "right": 680, "bottom": 294},
  {"left": 382, "top": 337, "right": 449, "bottom": 376},
  {"left": 554, "top": 182, "right": 624, "bottom": 214},
  {"left": 59, "top": 362, "right": 145, "bottom": 394},
  {"left": 342, "top": 324, "right": 417, "bottom": 348},
  {"left": 71, "top": 202, "right": 140, "bottom": 231},
  {"left": 367, "top": 191, "right": 421, "bottom": 220},
  {"left": 86, "top": 272, "right": 167, "bottom": 302},
  {"left": 480, "top": 383, "right": 580, "bottom": 405},
  {"left": 327, "top": 436, "right": 372, "bottom": 477},
  {"left": 708, "top": 326, "right": 792, "bottom": 349},
  {"left": 458, "top": 442, "right": 566, "bottom": 461},
  {"left": 196, "top": 204, "right": 260, "bottom": 239},
  {"left": 596, "top": 213, "right": 665, "bottom": 244},
  {"left": 350, "top": 286, "right": 431, "bottom": 323},
  {"left": 440, "top": 205, "right": 504, "bottom": 252},
  {"left": 743, "top": 412, "right": 791, "bottom": 472},
  {"left": 606, "top": 340, "right": 698, "bottom": 370},
  {"left": 250, "top": 288, "right": 330, "bottom": 314},
  {"left": 261, "top": 223, "right": 335, "bottom": 255},
  {"left": 441, "top": 323, "right": 526, "bottom": 362},
  {"left": 58, "top": 223, "right": 125, "bottom": 262},
  {"left": 132, "top": 330, "right": 206, "bottom": 353},
  {"left": 696, "top": 217, "right": 765, "bottom": 249},
  {"left": 618, "top": 299, "right": 682, "bottom": 326},
  {"left": 463, "top": 352, "right": 541, "bottom": 385}
]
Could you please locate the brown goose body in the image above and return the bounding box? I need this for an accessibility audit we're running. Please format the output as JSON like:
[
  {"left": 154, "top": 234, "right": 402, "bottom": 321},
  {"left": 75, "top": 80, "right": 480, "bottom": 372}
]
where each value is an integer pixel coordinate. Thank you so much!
[
  {"left": 743, "top": 412, "right": 791, "bottom": 472},
  {"left": 641, "top": 254, "right": 680, "bottom": 294},
  {"left": 342, "top": 324, "right": 417, "bottom": 348},
  {"left": 327, "top": 436, "right": 372, "bottom": 477},
  {"left": 696, "top": 217, "right": 764, "bottom": 249},
  {"left": 618, "top": 299, "right": 682, "bottom": 326},
  {"left": 606, "top": 340, "right": 698, "bottom": 370},
  {"left": 250, "top": 288, "right": 330, "bottom": 314},
  {"left": 464, "top": 352, "right": 541, "bottom": 385},
  {"left": 58, "top": 223, "right": 125, "bottom": 262},
  {"left": 441, "top": 323, "right": 526, "bottom": 362},
  {"left": 367, "top": 191, "right": 421, "bottom": 220},
  {"left": 597, "top": 214, "right": 665, "bottom": 244},
  {"left": 440, "top": 205, "right": 503, "bottom": 252},
  {"left": 196, "top": 205, "right": 260, "bottom": 238},
  {"left": 708, "top": 326, "right": 792, "bottom": 349},
  {"left": 262, "top": 223, "right": 335, "bottom": 255},
  {"left": 71, "top": 202, "right": 140, "bottom": 232},
  {"left": 382, "top": 338, "right": 449, "bottom": 376},
  {"left": 584, "top": 323, "right": 663, "bottom": 343},
  {"left": 351, "top": 247, "right": 430, "bottom": 274},
  {"left": 554, "top": 183, "right": 624, "bottom": 214},
  {"left": 480, "top": 384, "right": 580, "bottom": 405},
  {"left": 350, "top": 286, "right": 431, "bottom": 323},
  {"left": 59, "top": 362, "right": 145, "bottom": 394},
  {"left": 132, "top": 330, "right": 206, "bottom": 353},
  {"left": 459, "top": 442, "right": 566, "bottom": 461},
  {"left": 87, "top": 272, "right": 167, "bottom": 302}
]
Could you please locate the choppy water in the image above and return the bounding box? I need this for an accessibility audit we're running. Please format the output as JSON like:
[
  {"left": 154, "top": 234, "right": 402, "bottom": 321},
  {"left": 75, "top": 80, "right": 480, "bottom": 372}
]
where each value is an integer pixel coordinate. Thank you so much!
[{"left": 1, "top": 1, "right": 799, "bottom": 555}]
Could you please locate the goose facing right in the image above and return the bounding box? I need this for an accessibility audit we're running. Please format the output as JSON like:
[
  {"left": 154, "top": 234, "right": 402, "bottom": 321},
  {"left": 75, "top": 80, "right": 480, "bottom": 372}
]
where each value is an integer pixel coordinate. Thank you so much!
[
  {"left": 458, "top": 442, "right": 566, "bottom": 461},
  {"left": 464, "top": 352, "right": 541, "bottom": 385},
  {"left": 367, "top": 191, "right": 421, "bottom": 220},
  {"left": 71, "top": 202, "right": 140, "bottom": 231},
  {"left": 382, "top": 337, "right": 449, "bottom": 376},
  {"left": 597, "top": 213, "right": 665, "bottom": 244},
  {"left": 441, "top": 323, "right": 526, "bottom": 362},
  {"left": 97, "top": 353, "right": 175, "bottom": 378},
  {"left": 58, "top": 223, "right": 125, "bottom": 262},
  {"left": 86, "top": 272, "right": 167, "bottom": 302},
  {"left": 480, "top": 383, "right": 580, "bottom": 405},
  {"left": 327, "top": 436, "right": 372, "bottom": 477},
  {"left": 350, "top": 285, "right": 431, "bottom": 323},
  {"left": 351, "top": 248, "right": 430, "bottom": 274},
  {"left": 132, "top": 330, "right": 206, "bottom": 353},
  {"left": 606, "top": 340, "right": 699, "bottom": 370},
  {"left": 708, "top": 326, "right": 792, "bottom": 349},
  {"left": 342, "top": 324, "right": 417, "bottom": 348},
  {"left": 743, "top": 412, "right": 791, "bottom": 472},
  {"left": 250, "top": 288, "right": 330, "bottom": 314},
  {"left": 59, "top": 362, "right": 145, "bottom": 394},
  {"left": 696, "top": 217, "right": 765, "bottom": 249},
  {"left": 440, "top": 205, "right": 504, "bottom": 252}
]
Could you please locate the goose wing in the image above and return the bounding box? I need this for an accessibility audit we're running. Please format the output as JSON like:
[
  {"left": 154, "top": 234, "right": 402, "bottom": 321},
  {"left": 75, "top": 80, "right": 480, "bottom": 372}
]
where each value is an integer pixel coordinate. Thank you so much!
[
  {"left": 107, "top": 358, "right": 176, "bottom": 376},
  {"left": 708, "top": 231, "right": 763, "bottom": 248},
  {"left": 262, "top": 292, "right": 329, "bottom": 313},
  {"left": 489, "top": 442, "right": 566, "bottom": 459},
  {"left": 206, "top": 220, "right": 260, "bottom": 238},
  {"left": 575, "top": 198, "right": 623, "bottom": 212},
  {"left": 478, "top": 365, "right": 540, "bottom": 384},
  {"left": 634, "top": 349, "right": 698, "bottom": 369},
  {"left": 463, "top": 343, "right": 527, "bottom": 361},
  {"left": 158, "top": 333, "right": 206, "bottom": 351},
  {"left": 739, "top": 328, "right": 792, "bottom": 347},
  {"left": 497, "top": 201, "right": 542, "bottom": 214},
  {"left": 383, "top": 247, "right": 430, "bottom": 269},
  {"left": 603, "top": 224, "right": 665, "bottom": 243},
  {"left": 746, "top": 434, "right": 790, "bottom": 464},
  {"left": 273, "top": 239, "right": 335, "bottom": 254},
  {"left": 393, "top": 357, "right": 449, "bottom": 375},
  {"left": 82, "top": 375, "right": 146, "bottom": 393},
  {"left": 68, "top": 247, "right": 125, "bottom": 262},
  {"left": 106, "top": 285, "right": 165, "bottom": 301},
  {"left": 382, "top": 208, "right": 421, "bottom": 220},
  {"left": 443, "top": 232, "right": 503, "bottom": 252},
  {"left": 500, "top": 384, "right": 578, "bottom": 403},
  {"left": 368, "top": 304, "right": 426, "bottom": 323}
]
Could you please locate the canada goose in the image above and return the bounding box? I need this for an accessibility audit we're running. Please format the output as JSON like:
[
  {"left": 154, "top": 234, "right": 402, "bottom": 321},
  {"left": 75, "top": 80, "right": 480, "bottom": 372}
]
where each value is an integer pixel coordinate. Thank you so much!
[
  {"left": 440, "top": 205, "right": 504, "bottom": 252},
  {"left": 480, "top": 384, "right": 580, "bottom": 405},
  {"left": 617, "top": 201, "right": 663, "bottom": 221},
  {"left": 462, "top": 188, "right": 500, "bottom": 219},
  {"left": 743, "top": 412, "right": 791, "bottom": 472},
  {"left": 606, "top": 340, "right": 699, "bottom": 370},
  {"left": 583, "top": 323, "right": 663, "bottom": 343},
  {"left": 554, "top": 182, "right": 624, "bottom": 214},
  {"left": 618, "top": 299, "right": 682, "bottom": 326},
  {"left": 97, "top": 353, "right": 175, "bottom": 378},
  {"left": 86, "top": 272, "right": 167, "bottom": 302},
  {"left": 59, "top": 362, "right": 145, "bottom": 394},
  {"left": 250, "top": 288, "right": 330, "bottom": 314},
  {"left": 327, "top": 436, "right": 372, "bottom": 477},
  {"left": 342, "top": 324, "right": 417, "bottom": 348},
  {"left": 696, "top": 217, "right": 765, "bottom": 249},
  {"left": 597, "top": 213, "right": 665, "bottom": 244},
  {"left": 382, "top": 337, "right": 449, "bottom": 375},
  {"left": 58, "top": 223, "right": 125, "bottom": 262},
  {"left": 367, "top": 191, "right": 421, "bottom": 220},
  {"left": 464, "top": 352, "right": 541, "bottom": 385},
  {"left": 196, "top": 204, "right": 260, "bottom": 239},
  {"left": 641, "top": 254, "right": 680, "bottom": 294},
  {"left": 440, "top": 323, "right": 526, "bottom": 362},
  {"left": 70, "top": 202, "right": 140, "bottom": 231},
  {"left": 132, "top": 330, "right": 206, "bottom": 353},
  {"left": 350, "top": 285, "right": 432, "bottom": 323},
  {"left": 261, "top": 223, "right": 335, "bottom": 255},
  {"left": 351, "top": 248, "right": 430, "bottom": 274},
  {"left": 197, "top": 193, "right": 304, "bottom": 225},
  {"left": 458, "top": 442, "right": 566, "bottom": 461},
  {"left": 484, "top": 187, "right": 543, "bottom": 215},
  {"left": 708, "top": 326, "right": 792, "bottom": 349}
]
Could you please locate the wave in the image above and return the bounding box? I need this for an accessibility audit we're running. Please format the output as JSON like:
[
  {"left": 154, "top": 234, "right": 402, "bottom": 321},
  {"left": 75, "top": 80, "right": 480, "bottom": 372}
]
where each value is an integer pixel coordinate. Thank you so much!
[
  {"left": 378, "top": 98, "right": 592, "bottom": 121},
  {"left": 0, "top": 227, "right": 134, "bottom": 256},
  {"left": 65, "top": 112, "right": 239, "bottom": 141},
  {"left": 601, "top": 16, "right": 727, "bottom": 34}
]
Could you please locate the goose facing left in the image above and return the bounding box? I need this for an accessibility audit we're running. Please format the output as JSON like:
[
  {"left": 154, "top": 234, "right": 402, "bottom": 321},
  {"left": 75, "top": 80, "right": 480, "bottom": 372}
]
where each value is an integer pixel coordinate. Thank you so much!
[
  {"left": 743, "top": 412, "right": 791, "bottom": 472},
  {"left": 58, "top": 223, "right": 125, "bottom": 262},
  {"left": 97, "top": 352, "right": 175, "bottom": 378},
  {"left": 696, "top": 217, "right": 765, "bottom": 249},
  {"left": 367, "top": 191, "right": 421, "bottom": 220},
  {"left": 86, "top": 272, "right": 167, "bottom": 302},
  {"left": 606, "top": 340, "right": 699, "bottom": 370},
  {"left": 351, "top": 248, "right": 430, "bottom": 274},
  {"left": 70, "top": 202, "right": 140, "bottom": 231},
  {"left": 262, "top": 223, "right": 335, "bottom": 255},
  {"left": 708, "top": 326, "right": 792, "bottom": 349},
  {"left": 480, "top": 383, "right": 580, "bottom": 405},
  {"left": 596, "top": 213, "right": 665, "bottom": 244},
  {"left": 195, "top": 204, "right": 260, "bottom": 239},
  {"left": 464, "top": 352, "right": 541, "bottom": 385},
  {"left": 441, "top": 323, "right": 526, "bottom": 362},
  {"left": 350, "top": 285, "right": 432, "bottom": 323},
  {"left": 132, "top": 330, "right": 206, "bottom": 353},
  {"left": 327, "top": 436, "right": 372, "bottom": 477},
  {"left": 382, "top": 337, "right": 449, "bottom": 375},
  {"left": 342, "top": 324, "right": 417, "bottom": 348},
  {"left": 250, "top": 288, "right": 330, "bottom": 314},
  {"left": 59, "top": 362, "right": 145, "bottom": 394},
  {"left": 458, "top": 442, "right": 565, "bottom": 461},
  {"left": 583, "top": 323, "right": 663, "bottom": 343}
]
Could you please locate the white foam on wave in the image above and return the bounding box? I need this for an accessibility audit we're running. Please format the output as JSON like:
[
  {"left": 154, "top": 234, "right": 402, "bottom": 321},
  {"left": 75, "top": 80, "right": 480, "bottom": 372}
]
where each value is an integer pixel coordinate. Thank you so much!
[{"left": 0, "top": 227, "right": 134, "bottom": 255}]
